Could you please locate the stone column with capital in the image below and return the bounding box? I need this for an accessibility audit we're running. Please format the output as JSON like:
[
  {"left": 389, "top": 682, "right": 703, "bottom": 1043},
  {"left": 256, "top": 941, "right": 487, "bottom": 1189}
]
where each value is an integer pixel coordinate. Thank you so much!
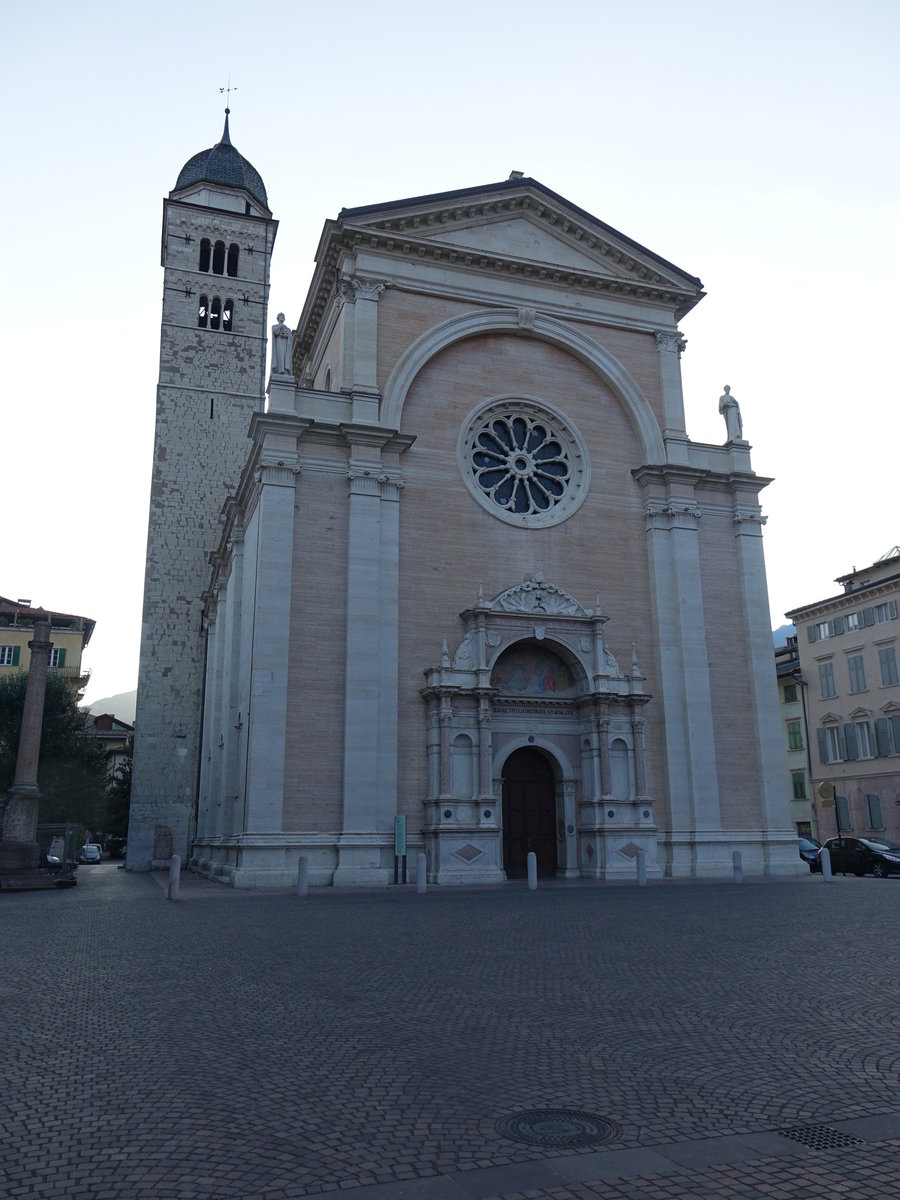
[
  {"left": 598, "top": 714, "right": 612, "bottom": 798},
  {"left": 477, "top": 695, "right": 493, "bottom": 798},
  {"left": 439, "top": 699, "right": 452, "bottom": 798},
  {"left": 1, "top": 614, "right": 53, "bottom": 870},
  {"left": 632, "top": 714, "right": 647, "bottom": 797}
]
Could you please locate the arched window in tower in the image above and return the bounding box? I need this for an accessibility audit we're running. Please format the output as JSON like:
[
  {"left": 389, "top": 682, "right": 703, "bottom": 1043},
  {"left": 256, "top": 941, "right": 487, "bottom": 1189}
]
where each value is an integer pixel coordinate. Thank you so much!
[
  {"left": 212, "top": 240, "right": 226, "bottom": 275},
  {"left": 210, "top": 297, "right": 222, "bottom": 331},
  {"left": 223, "top": 299, "right": 234, "bottom": 333},
  {"left": 227, "top": 243, "right": 239, "bottom": 277},
  {"left": 198, "top": 295, "right": 209, "bottom": 328},
  {"left": 199, "top": 238, "right": 211, "bottom": 272}
]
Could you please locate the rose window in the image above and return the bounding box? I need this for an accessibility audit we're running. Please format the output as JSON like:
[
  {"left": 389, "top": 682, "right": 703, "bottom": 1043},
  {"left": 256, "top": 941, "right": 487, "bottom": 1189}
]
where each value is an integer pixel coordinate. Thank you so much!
[
  {"left": 472, "top": 415, "right": 569, "bottom": 515},
  {"left": 459, "top": 398, "right": 590, "bottom": 528}
]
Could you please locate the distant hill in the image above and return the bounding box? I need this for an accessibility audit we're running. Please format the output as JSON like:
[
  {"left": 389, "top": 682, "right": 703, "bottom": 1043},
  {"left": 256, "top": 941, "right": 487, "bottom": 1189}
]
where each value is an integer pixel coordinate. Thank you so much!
[
  {"left": 772, "top": 623, "right": 796, "bottom": 647},
  {"left": 89, "top": 689, "right": 136, "bottom": 724}
]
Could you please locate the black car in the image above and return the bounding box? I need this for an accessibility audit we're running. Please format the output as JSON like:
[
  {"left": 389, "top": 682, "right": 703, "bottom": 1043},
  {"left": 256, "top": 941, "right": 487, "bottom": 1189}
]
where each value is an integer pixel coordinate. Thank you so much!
[
  {"left": 798, "top": 835, "right": 822, "bottom": 872},
  {"left": 820, "top": 836, "right": 900, "bottom": 878}
]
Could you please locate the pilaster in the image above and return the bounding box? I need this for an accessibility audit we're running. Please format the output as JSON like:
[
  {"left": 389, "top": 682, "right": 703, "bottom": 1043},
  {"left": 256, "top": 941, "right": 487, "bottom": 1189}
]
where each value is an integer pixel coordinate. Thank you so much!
[
  {"left": 637, "top": 473, "right": 722, "bottom": 863},
  {"left": 733, "top": 501, "right": 794, "bottom": 854},
  {"left": 243, "top": 455, "right": 299, "bottom": 834},
  {"left": 655, "top": 329, "right": 689, "bottom": 449}
]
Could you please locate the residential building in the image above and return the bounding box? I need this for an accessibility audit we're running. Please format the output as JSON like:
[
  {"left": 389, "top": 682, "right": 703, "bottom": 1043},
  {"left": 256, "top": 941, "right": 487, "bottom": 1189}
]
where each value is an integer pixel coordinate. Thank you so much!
[
  {"left": 774, "top": 635, "right": 817, "bottom": 838},
  {"left": 86, "top": 713, "right": 134, "bottom": 778},
  {"left": 0, "top": 596, "right": 94, "bottom": 698},
  {"left": 786, "top": 548, "right": 900, "bottom": 841}
]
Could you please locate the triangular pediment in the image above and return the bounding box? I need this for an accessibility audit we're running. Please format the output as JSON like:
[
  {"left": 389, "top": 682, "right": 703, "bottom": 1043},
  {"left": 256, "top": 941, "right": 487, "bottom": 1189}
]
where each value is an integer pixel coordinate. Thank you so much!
[
  {"left": 296, "top": 177, "right": 703, "bottom": 368},
  {"left": 402, "top": 214, "right": 642, "bottom": 280},
  {"left": 338, "top": 177, "right": 702, "bottom": 296}
]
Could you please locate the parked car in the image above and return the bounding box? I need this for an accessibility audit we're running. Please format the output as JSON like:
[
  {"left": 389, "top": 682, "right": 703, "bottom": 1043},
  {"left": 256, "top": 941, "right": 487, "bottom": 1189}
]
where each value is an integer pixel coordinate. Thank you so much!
[
  {"left": 798, "top": 835, "right": 822, "bottom": 872},
  {"left": 78, "top": 844, "right": 102, "bottom": 865},
  {"left": 819, "top": 836, "right": 900, "bottom": 878}
]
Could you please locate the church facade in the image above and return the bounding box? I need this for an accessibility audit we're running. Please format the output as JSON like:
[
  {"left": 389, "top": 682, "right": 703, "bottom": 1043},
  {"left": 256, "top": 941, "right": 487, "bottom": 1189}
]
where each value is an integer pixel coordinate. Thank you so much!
[{"left": 129, "top": 118, "right": 798, "bottom": 885}]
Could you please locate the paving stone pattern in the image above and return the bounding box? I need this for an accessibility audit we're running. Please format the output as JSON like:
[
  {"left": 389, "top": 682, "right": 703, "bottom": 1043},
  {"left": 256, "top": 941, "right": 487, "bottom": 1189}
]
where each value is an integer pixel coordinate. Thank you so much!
[{"left": 1, "top": 868, "right": 899, "bottom": 1199}]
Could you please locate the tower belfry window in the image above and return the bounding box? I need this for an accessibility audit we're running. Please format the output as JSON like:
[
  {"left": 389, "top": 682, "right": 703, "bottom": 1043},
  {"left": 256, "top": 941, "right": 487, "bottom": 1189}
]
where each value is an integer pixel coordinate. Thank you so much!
[
  {"left": 227, "top": 243, "right": 239, "bottom": 277},
  {"left": 198, "top": 295, "right": 209, "bottom": 328},
  {"left": 199, "top": 238, "right": 211, "bottom": 272},
  {"left": 212, "top": 240, "right": 226, "bottom": 275},
  {"left": 210, "top": 297, "right": 222, "bottom": 330},
  {"left": 223, "top": 299, "right": 233, "bottom": 332}
]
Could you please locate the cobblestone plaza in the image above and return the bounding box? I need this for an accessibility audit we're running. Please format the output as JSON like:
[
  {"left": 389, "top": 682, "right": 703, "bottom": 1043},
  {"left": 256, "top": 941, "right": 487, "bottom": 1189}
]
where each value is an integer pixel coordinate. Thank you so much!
[{"left": 2, "top": 868, "right": 898, "bottom": 1199}]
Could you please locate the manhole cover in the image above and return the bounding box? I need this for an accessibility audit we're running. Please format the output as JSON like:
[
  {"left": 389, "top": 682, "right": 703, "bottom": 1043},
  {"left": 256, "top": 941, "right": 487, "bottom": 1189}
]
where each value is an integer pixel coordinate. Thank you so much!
[
  {"left": 496, "top": 1109, "right": 620, "bottom": 1148},
  {"left": 777, "top": 1124, "right": 865, "bottom": 1150}
]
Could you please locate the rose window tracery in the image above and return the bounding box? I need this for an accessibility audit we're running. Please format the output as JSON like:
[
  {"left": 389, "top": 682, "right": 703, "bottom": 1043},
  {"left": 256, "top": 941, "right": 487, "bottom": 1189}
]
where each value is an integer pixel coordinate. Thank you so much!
[{"left": 458, "top": 398, "right": 590, "bottom": 528}]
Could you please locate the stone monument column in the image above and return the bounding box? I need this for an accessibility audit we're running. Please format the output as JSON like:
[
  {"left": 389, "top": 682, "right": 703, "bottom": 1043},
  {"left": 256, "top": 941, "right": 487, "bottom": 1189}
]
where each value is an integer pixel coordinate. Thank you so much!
[{"left": 1, "top": 614, "right": 52, "bottom": 870}]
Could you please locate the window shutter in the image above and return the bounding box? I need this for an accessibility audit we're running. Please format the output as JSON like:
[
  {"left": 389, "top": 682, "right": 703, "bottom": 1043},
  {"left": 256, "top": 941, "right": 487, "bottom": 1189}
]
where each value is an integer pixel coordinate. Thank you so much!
[
  {"left": 843, "top": 723, "right": 858, "bottom": 760},
  {"left": 862, "top": 607, "right": 875, "bottom": 627},
  {"left": 865, "top": 794, "right": 883, "bottom": 828},
  {"left": 892, "top": 714, "right": 900, "bottom": 752},
  {"left": 837, "top": 726, "right": 847, "bottom": 759},
  {"left": 833, "top": 616, "right": 844, "bottom": 635},
  {"left": 876, "top": 718, "right": 893, "bottom": 756},
  {"left": 57, "top": 648, "right": 66, "bottom": 667},
  {"left": 12, "top": 645, "right": 20, "bottom": 665},
  {"left": 808, "top": 625, "right": 817, "bottom": 643},
  {"left": 817, "top": 727, "right": 829, "bottom": 764},
  {"left": 890, "top": 600, "right": 898, "bottom": 619}
]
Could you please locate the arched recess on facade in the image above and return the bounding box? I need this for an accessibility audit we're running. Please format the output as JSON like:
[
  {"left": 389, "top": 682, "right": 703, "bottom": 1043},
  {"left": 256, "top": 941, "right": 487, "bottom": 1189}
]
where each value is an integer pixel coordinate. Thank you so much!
[
  {"left": 486, "top": 631, "right": 592, "bottom": 700},
  {"left": 381, "top": 307, "right": 666, "bottom": 462}
]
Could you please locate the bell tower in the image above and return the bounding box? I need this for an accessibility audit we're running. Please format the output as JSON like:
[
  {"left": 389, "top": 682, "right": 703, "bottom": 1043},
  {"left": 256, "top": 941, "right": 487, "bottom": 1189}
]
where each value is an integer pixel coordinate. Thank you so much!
[{"left": 128, "top": 111, "right": 277, "bottom": 869}]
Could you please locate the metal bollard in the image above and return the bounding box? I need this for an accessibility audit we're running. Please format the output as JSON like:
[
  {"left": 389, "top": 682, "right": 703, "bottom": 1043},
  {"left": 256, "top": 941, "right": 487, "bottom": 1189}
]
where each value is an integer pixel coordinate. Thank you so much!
[
  {"left": 167, "top": 853, "right": 181, "bottom": 901},
  {"left": 416, "top": 852, "right": 427, "bottom": 894},
  {"left": 732, "top": 850, "right": 743, "bottom": 884},
  {"left": 527, "top": 851, "right": 537, "bottom": 890},
  {"left": 636, "top": 849, "right": 647, "bottom": 887},
  {"left": 297, "top": 855, "right": 309, "bottom": 898},
  {"left": 820, "top": 846, "right": 832, "bottom": 882}
]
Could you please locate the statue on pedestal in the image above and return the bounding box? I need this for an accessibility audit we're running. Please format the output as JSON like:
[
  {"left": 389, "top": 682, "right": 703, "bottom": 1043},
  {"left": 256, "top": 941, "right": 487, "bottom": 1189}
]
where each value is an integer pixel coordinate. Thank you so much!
[
  {"left": 718, "top": 385, "right": 743, "bottom": 442},
  {"left": 271, "top": 313, "right": 293, "bottom": 376}
]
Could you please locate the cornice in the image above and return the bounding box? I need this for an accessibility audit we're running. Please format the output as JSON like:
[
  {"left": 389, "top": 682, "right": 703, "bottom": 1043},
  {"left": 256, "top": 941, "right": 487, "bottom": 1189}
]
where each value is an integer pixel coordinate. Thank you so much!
[
  {"left": 632, "top": 462, "right": 771, "bottom": 494},
  {"left": 293, "top": 190, "right": 704, "bottom": 371},
  {"left": 786, "top": 577, "right": 900, "bottom": 622}
]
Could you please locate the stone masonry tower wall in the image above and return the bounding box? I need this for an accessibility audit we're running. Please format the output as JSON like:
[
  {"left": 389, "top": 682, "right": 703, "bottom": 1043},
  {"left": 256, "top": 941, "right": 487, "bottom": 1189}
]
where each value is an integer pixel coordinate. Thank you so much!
[{"left": 128, "top": 117, "right": 276, "bottom": 869}]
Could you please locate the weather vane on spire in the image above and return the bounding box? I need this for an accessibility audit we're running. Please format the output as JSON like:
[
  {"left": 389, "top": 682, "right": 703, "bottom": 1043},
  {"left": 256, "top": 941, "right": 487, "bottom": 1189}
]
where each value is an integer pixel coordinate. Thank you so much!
[{"left": 219, "top": 76, "right": 238, "bottom": 111}]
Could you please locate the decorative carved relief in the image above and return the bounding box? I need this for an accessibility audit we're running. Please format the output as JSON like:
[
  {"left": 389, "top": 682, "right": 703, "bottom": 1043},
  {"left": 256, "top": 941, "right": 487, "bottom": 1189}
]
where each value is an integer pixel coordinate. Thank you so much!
[
  {"left": 655, "top": 330, "right": 687, "bottom": 358},
  {"left": 453, "top": 633, "right": 475, "bottom": 669},
  {"left": 490, "top": 575, "right": 587, "bottom": 616}
]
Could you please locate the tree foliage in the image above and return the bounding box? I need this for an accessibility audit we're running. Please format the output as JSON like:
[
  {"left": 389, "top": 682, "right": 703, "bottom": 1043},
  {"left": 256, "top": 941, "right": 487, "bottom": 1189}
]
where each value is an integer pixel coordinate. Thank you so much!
[
  {"left": 105, "top": 754, "right": 132, "bottom": 838},
  {"left": 0, "top": 671, "right": 108, "bottom": 831}
]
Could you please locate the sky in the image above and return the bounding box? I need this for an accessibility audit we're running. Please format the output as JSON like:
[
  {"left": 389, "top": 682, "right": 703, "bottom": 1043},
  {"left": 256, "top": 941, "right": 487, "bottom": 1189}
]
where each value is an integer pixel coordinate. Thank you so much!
[{"left": 2, "top": 0, "right": 898, "bottom": 706}]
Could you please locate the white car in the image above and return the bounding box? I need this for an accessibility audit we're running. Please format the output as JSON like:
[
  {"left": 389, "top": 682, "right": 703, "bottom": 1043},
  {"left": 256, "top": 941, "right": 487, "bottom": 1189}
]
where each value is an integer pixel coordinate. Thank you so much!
[{"left": 79, "top": 844, "right": 102, "bottom": 864}]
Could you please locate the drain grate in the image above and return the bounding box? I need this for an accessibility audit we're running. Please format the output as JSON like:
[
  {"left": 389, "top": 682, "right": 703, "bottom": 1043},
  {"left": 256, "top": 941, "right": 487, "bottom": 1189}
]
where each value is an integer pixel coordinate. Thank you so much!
[
  {"left": 777, "top": 1124, "right": 866, "bottom": 1150},
  {"left": 497, "top": 1109, "right": 620, "bottom": 1148}
]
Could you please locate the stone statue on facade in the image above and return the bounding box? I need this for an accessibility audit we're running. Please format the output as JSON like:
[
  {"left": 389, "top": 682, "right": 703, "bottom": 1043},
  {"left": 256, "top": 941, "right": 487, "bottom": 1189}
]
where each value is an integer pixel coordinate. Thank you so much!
[
  {"left": 718, "top": 385, "right": 743, "bottom": 442},
  {"left": 271, "top": 313, "right": 293, "bottom": 376}
]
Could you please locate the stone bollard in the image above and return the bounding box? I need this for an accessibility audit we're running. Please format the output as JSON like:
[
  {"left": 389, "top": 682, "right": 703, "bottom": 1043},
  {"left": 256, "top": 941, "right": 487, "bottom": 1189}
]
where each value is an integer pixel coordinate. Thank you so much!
[
  {"left": 732, "top": 850, "right": 743, "bottom": 884},
  {"left": 636, "top": 849, "right": 647, "bottom": 887},
  {"left": 821, "top": 846, "right": 832, "bottom": 882},
  {"left": 297, "top": 855, "right": 309, "bottom": 898},
  {"left": 167, "top": 853, "right": 181, "bottom": 901},
  {"left": 416, "top": 852, "right": 427, "bottom": 894},
  {"left": 527, "top": 851, "right": 537, "bottom": 890}
]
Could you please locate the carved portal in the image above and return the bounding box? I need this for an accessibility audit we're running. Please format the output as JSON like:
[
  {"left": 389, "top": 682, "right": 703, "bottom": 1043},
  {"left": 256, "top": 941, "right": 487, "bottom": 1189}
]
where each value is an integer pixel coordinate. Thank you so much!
[{"left": 421, "top": 574, "right": 657, "bottom": 883}]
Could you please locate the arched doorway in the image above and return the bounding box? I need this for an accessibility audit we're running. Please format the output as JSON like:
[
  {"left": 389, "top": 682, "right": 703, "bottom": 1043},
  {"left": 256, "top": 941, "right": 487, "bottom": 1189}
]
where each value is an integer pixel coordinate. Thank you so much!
[{"left": 502, "top": 748, "right": 558, "bottom": 878}]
